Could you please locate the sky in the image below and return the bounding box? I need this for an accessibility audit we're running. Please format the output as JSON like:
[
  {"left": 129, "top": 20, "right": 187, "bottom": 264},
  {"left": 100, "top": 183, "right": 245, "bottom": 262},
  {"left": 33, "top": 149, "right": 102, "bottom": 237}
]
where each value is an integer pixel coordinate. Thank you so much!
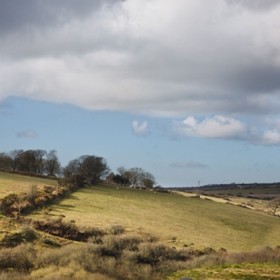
[{"left": 1, "top": 0, "right": 280, "bottom": 187}]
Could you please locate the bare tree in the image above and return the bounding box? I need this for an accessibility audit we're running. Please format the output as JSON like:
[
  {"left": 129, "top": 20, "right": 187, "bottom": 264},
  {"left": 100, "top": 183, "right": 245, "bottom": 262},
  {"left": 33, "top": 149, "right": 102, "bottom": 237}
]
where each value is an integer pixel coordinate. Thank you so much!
[
  {"left": 0, "top": 152, "right": 13, "bottom": 170},
  {"left": 142, "top": 171, "right": 156, "bottom": 189},
  {"left": 34, "top": 149, "right": 47, "bottom": 174},
  {"left": 116, "top": 167, "right": 156, "bottom": 189},
  {"left": 9, "top": 149, "right": 24, "bottom": 171},
  {"left": 45, "top": 150, "right": 61, "bottom": 177}
]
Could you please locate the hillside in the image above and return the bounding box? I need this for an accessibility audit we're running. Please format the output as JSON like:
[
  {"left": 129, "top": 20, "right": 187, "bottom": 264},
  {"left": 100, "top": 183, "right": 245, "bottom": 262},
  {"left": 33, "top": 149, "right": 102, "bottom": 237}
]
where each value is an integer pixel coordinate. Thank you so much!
[
  {"left": 1, "top": 172, "right": 280, "bottom": 279},
  {"left": 30, "top": 184, "right": 280, "bottom": 252}
]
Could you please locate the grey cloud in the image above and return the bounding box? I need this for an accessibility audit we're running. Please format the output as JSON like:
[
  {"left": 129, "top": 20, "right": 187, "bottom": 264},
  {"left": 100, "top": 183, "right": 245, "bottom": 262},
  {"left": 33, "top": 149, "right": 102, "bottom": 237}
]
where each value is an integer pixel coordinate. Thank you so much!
[
  {"left": 0, "top": 0, "right": 118, "bottom": 33},
  {"left": 0, "top": 1, "right": 123, "bottom": 59},
  {"left": 230, "top": 62, "right": 280, "bottom": 94},
  {"left": 170, "top": 161, "right": 208, "bottom": 169},
  {"left": 0, "top": 0, "right": 280, "bottom": 118},
  {"left": 226, "top": 0, "right": 280, "bottom": 11}
]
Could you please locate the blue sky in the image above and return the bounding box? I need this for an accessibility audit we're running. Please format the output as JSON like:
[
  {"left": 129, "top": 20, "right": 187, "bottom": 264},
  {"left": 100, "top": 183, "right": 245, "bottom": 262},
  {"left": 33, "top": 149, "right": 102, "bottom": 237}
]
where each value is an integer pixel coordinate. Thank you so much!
[
  {"left": 1, "top": 96, "right": 280, "bottom": 187},
  {"left": 1, "top": 0, "right": 280, "bottom": 187}
]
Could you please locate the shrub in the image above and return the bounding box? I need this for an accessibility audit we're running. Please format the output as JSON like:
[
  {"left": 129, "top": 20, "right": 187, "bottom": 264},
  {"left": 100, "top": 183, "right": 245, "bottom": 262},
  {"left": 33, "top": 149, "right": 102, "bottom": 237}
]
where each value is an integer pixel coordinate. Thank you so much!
[
  {"left": 37, "top": 244, "right": 82, "bottom": 268},
  {"left": 87, "top": 227, "right": 105, "bottom": 244},
  {"left": 142, "top": 233, "right": 159, "bottom": 243},
  {"left": 133, "top": 243, "right": 186, "bottom": 266},
  {"left": 0, "top": 193, "right": 20, "bottom": 216},
  {"left": 20, "top": 226, "right": 38, "bottom": 242},
  {"left": 0, "top": 244, "right": 35, "bottom": 272},
  {"left": 108, "top": 225, "right": 125, "bottom": 235},
  {"left": 1, "top": 232, "right": 24, "bottom": 247},
  {"left": 1, "top": 226, "right": 37, "bottom": 247}
]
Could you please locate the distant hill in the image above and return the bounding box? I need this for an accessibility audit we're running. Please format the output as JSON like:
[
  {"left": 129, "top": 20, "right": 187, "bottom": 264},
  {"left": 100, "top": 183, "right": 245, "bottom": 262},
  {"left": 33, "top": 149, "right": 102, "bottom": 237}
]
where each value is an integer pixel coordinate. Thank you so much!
[{"left": 173, "top": 182, "right": 280, "bottom": 191}]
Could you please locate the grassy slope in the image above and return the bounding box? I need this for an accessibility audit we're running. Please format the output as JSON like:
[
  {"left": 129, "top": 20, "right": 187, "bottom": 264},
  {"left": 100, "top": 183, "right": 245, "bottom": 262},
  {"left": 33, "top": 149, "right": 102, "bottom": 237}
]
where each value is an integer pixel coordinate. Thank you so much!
[
  {"left": 0, "top": 171, "right": 58, "bottom": 199},
  {"left": 31, "top": 184, "right": 280, "bottom": 251}
]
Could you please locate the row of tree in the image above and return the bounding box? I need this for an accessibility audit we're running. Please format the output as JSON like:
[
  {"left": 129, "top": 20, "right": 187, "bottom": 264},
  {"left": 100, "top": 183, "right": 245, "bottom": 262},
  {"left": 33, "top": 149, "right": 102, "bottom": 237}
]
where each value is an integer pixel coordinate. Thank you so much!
[
  {"left": 0, "top": 150, "right": 156, "bottom": 189},
  {"left": 0, "top": 150, "right": 61, "bottom": 177}
]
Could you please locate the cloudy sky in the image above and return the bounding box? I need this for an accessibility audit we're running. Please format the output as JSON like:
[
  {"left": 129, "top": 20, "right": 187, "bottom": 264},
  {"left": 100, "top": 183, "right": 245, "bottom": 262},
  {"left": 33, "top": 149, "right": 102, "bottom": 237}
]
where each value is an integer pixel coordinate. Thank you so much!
[{"left": 1, "top": 0, "right": 280, "bottom": 187}]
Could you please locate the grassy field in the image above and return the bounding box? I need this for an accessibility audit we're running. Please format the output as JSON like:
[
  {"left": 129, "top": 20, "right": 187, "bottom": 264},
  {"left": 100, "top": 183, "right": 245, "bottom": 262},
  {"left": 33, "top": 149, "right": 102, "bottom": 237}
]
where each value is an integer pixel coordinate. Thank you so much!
[
  {"left": 30, "top": 184, "right": 280, "bottom": 251},
  {"left": 0, "top": 171, "right": 58, "bottom": 199}
]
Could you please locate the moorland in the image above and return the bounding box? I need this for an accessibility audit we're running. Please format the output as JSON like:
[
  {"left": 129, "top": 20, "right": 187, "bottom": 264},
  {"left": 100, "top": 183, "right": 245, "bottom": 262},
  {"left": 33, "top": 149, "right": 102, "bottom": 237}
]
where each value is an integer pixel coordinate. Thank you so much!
[{"left": 0, "top": 171, "right": 280, "bottom": 279}]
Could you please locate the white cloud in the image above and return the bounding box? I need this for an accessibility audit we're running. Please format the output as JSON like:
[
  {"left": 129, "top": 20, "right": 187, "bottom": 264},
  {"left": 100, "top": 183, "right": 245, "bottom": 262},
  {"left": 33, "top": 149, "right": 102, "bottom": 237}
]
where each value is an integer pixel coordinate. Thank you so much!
[
  {"left": 174, "top": 115, "right": 280, "bottom": 146},
  {"left": 131, "top": 120, "right": 149, "bottom": 136},
  {"left": 179, "top": 115, "right": 247, "bottom": 139},
  {"left": 16, "top": 129, "right": 37, "bottom": 139}
]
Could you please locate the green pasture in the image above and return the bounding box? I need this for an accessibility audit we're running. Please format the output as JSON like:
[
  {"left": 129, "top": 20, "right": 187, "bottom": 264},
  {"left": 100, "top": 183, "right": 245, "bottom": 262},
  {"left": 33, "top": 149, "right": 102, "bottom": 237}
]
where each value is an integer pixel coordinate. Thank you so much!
[{"left": 31, "top": 184, "right": 280, "bottom": 251}]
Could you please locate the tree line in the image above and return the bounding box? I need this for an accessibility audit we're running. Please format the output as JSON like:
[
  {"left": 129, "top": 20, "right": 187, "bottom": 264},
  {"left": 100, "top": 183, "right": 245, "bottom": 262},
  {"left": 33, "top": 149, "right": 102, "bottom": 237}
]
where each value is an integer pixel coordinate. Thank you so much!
[
  {"left": 0, "top": 150, "right": 60, "bottom": 177},
  {"left": 0, "top": 150, "right": 156, "bottom": 189}
]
